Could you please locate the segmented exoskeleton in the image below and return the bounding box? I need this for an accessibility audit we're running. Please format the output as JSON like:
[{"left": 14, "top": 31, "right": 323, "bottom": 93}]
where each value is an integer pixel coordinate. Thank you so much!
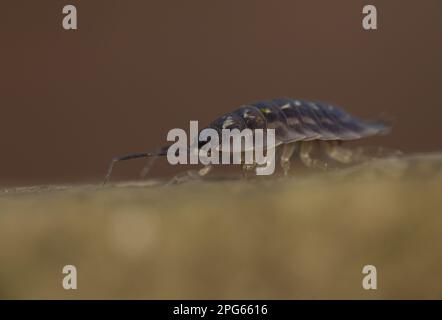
[{"left": 104, "top": 98, "right": 391, "bottom": 184}]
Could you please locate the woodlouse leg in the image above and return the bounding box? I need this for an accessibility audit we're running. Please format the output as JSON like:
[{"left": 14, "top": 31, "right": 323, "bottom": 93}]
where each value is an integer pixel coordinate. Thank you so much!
[
  {"left": 324, "top": 141, "right": 354, "bottom": 164},
  {"left": 280, "top": 143, "right": 296, "bottom": 176},
  {"left": 139, "top": 155, "right": 160, "bottom": 179},
  {"left": 242, "top": 163, "right": 257, "bottom": 179},
  {"left": 299, "top": 141, "right": 328, "bottom": 170},
  {"left": 103, "top": 152, "right": 152, "bottom": 186},
  {"left": 351, "top": 146, "right": 403, "bottom": 161},
  {"left": 325, "top": 142, "right": 403, "bottom": 164},
  {"left": 167, "top": 165, "right": 213, "bottom": 185}
]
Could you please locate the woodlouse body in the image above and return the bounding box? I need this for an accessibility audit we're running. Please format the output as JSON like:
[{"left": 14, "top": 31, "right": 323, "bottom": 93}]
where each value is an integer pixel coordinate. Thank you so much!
[
  {"left": 207, "top": 98, "right": 390, "bottom": 146},
  {"left": 104, "top": 98, "right": 392, "bottom": 184}
]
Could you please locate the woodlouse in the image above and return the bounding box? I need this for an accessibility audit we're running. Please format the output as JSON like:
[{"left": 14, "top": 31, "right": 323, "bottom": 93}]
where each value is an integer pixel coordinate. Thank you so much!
[{"left": 104, "top": 98, "right": 391, "bottom": 184}]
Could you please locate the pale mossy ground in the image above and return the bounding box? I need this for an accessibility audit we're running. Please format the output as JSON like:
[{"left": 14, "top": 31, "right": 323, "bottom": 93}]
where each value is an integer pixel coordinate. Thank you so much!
[{"left": 1, "top": 153, "right": 442, "bottom": 299}]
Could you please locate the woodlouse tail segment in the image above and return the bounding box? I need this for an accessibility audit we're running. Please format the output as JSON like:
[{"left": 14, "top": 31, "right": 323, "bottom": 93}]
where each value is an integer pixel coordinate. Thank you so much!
[
  {"left": 367, "top": 112, "right": 395, "bottom": 136},
  {"left": 103, "top": 146, "right": 169, "bottom": 186},
  {"left": 367, "top": 119, "right": 392, "bottom": 136}
]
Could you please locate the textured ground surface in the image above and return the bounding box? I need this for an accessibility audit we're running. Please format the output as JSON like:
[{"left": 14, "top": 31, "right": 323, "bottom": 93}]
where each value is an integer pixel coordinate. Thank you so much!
[{"left": 1, "top": 153, "right": 442, "bottom": 299}]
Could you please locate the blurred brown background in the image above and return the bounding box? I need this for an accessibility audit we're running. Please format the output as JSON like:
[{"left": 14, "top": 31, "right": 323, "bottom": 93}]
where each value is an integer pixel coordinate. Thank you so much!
[{"left": 0, "top": 0, "right": 441, "bottom": 185}]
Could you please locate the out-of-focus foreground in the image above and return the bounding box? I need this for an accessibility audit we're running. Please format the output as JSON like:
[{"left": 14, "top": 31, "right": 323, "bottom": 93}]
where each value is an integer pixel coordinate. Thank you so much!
[{"left": 1, "top": 153, "right": 442, "bottom": 299}]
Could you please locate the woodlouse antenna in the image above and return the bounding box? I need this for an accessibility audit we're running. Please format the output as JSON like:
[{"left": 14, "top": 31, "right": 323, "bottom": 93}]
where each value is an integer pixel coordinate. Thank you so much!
[{"left": 103, "top": 147, "right": 168, "bottom": 186}]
